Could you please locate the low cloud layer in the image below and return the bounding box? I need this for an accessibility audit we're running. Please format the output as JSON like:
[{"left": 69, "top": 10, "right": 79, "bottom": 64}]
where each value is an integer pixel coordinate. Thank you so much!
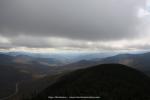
[
  {"left": 0, "top": 0, "right": 149, "bottom": 51},
  {"left": 1, "top": 35, "right": 150, "bottom": 52}
]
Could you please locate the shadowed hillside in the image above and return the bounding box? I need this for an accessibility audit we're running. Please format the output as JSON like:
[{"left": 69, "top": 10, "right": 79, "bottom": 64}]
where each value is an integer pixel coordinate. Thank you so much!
[
  {"left": 0, "top": 63, "right": 31, "bottom": 98},
  {"left": 31, "top": 64, "right": 150, "bottom": 100}
]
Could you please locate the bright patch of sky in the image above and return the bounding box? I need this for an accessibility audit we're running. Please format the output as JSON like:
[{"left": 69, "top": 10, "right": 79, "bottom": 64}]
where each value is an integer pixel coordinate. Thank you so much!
[{"left": 138, "top": 0, "right": 150, "bottom": 18}]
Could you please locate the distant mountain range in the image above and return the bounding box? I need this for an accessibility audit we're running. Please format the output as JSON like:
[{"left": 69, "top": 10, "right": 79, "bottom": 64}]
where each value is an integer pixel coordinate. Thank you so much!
[
  {"left": 1, "top": 51, "right": 150, "bottom": 99},
  {"left": 31, "top": 64, "right": 150, "bottom": 100},
  {"left": 99, "top": 52, "right": 150, "bottom": 75},
  {"left": 56, "top": 52, "right": 150, "bottom": 76},
  {"left": 2, "top": 51, "right": 117, "bottom": 63},
  {"left": 0, "top": 53, "right": 68, "bottom": 75},
  {"left": 1, "top": 51, "right": 150, "bottom": 78}
]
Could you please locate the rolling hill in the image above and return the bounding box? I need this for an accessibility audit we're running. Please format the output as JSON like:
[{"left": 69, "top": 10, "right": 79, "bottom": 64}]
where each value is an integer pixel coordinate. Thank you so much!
[{"left": 31, "top": 64, "right": 150, "bottom": 100}]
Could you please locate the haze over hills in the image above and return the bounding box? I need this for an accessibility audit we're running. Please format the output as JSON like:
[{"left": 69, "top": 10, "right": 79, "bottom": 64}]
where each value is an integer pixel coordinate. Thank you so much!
[
  {"left": 53, "top": 52, "right": 150, "bottom": 76},
  {"left": 4, "top": 52, "right": 67, "bottom": 66},
  {"left": 98, "top": 52, "right": 150, "bottom": 75},
  {"left": 2, "top": 51, "right": 118, "bottom": 63},
  {"left": 0, "top": 54, "right": 62, "bottom": 76},
  {"left": 3, "top": 51, "right": 150, "bottom": 73},
  {"left": 31, "top": 64, "right": 150, "bottom": 100},
  {"left": 1, "top": 51, "right": 150, "bottom": 99}
]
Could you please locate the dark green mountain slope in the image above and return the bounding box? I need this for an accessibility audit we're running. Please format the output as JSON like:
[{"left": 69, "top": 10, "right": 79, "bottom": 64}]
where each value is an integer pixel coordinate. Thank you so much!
[{"left": 31, "top": 64, "right": 150, "bottom": 100}]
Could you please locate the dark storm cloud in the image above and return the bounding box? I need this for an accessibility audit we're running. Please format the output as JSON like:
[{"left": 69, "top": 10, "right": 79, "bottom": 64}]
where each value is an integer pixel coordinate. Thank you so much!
[{"left": 0, "top": 0, "right": 145, "bottom": 41}]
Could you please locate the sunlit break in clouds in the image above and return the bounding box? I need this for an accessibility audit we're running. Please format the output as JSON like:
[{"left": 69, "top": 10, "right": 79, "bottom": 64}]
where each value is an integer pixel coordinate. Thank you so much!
[{"left": 0, "top": 0, "right": 149, "bottom": 52}]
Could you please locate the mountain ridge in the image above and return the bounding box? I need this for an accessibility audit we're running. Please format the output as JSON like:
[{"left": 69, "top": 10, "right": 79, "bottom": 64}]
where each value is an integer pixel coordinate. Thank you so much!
[{"left": 31, "top": 64, "right": 150, "bottom": 100}]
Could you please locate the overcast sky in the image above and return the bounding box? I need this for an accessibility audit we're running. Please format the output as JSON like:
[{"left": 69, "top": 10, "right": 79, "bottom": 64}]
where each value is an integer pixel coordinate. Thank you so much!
[{"left": 0, "top": 0, "right": 149, "bottom": 52}]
